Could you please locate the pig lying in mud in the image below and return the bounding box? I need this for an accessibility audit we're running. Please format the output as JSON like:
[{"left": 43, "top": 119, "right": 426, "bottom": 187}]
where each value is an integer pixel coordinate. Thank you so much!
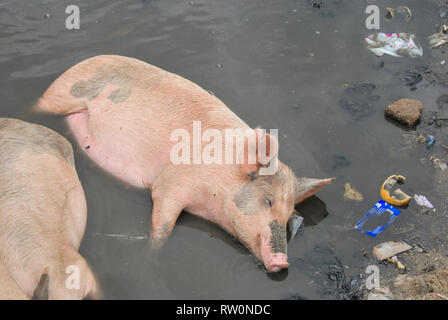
[
  {"left": 0, "top": 118, "right": 97, "bottom": 299},
  {"left": 38, "top": 55, "right": 333, "bottom": 272}
]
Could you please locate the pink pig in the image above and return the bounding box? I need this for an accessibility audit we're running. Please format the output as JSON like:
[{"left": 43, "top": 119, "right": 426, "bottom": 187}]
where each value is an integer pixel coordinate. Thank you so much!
[
  {"left": 37, "top": 55, "right": 333, "bottom": 272},
  {"left": 0, "top": 118, "right": 98, "bottom": 299}
]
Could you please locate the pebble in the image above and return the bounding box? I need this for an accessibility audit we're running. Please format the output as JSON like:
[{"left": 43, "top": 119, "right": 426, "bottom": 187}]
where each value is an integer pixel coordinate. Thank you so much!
[{"left": 385, "top": 98, "right": 424, "bottom": 127}]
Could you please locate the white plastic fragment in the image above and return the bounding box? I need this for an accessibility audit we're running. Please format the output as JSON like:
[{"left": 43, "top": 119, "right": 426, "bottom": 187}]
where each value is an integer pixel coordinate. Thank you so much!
[
  {"left": 414, "top": 195, "right": 435, "bottom": 212},
  {"left": 365, "top": 33, "right": 423, "bottom": 57}
]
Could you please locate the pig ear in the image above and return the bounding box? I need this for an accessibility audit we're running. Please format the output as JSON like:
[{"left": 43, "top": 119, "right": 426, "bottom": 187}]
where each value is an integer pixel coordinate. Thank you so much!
[
  {"left": 295, "top": 177, "right": 335, "bottom": 205},
  {"left": 240, "top": 128, "right": 279, "bottom": 178}
]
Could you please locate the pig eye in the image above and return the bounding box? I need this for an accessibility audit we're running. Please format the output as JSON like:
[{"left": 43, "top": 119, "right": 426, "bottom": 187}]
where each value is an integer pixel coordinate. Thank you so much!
[{"left": 263, "top": 196, "right": 274, "bottom": 208}]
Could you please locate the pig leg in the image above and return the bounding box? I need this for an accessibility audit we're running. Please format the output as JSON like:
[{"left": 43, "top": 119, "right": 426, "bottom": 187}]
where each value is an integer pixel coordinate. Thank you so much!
[{"left": 150, "top": 193, "right": 185, "bottom": 249}]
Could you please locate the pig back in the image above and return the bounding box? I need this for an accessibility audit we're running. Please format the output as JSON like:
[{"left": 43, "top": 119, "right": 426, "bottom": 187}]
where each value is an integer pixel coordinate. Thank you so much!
[
  {"left": 0, "top": 118, "right": 87, "bottom": 262},
  {"left": 0, "top": 118, "right": 75, "bottom": 168}
]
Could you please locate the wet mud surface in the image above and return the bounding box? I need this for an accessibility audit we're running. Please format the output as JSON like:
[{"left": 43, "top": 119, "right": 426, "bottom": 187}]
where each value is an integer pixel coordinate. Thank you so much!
[{"left": 1, "top": 0, "right": 448, "bottom": 299}]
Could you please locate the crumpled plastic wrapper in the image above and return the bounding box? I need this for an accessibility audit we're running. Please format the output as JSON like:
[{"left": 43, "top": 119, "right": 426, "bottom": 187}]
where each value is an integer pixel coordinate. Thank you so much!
[
  {"left": 428, "top": 25, "right": 448, "bottom": 48},
  {"left": 365, "top": 33, "right": 423, "bottom": 57}
]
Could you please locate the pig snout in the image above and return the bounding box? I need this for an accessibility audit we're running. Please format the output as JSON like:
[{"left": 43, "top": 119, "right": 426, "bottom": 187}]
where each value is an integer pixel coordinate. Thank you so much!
[{"left": 260, "top": 221, "right": 290, "bottom": 272}]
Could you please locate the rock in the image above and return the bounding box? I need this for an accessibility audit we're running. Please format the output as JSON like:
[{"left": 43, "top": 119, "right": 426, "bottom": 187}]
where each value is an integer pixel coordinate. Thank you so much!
[{"left": 385, "top": 98, "right": 424, "bottom": 127}]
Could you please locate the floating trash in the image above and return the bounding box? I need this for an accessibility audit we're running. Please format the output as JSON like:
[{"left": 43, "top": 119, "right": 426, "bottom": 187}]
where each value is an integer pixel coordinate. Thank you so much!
[
  {"left": 428, "top": 25, "right": 448, "bottom": 48},
  {"left": 427, "top": 135, "right": 435, "bottom": 147},
  {"left": 373, "top": 241, "right": 412, "bottom": 261},
  {"left": 380, "top": 175, "right": 412, "bottom": 206},
  {"left": 343, "top": 183, "right": 363, "bottom": 202},
  {"left": 355, "top": 200, "right": 401, "bottom": 237},
  {"left": 287, "top": 212, "right": 303, "bottom": 241},
  {"left": 430, "top": 156, "right": 448, "bottom": 171},
  {"left": 386, "top": 6, "right": 412, "bottom": 21},
  {"left": 386, "top": 256, "right": 406, "bottom": 271},
  {"left": 365, "top": 33, "right": 423, "bottom": 57},
  {"left": 414, "top": 195, "right": 435, "bottom": 213}
]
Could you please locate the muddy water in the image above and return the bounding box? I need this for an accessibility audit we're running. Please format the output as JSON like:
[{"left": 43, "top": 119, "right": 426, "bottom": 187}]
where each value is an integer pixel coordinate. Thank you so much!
[{"left": 1, "top": 0, "right": 447, "bottom": 299}]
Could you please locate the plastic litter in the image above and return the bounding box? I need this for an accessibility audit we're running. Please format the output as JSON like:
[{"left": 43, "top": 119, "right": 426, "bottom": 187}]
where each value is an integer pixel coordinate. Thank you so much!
[
  {"left": 385, "top": 7, "right": 394, "bottom": 19},
  {"left": 386, "top": 256, "right": 406, "bottom": 271},
  {"left": 380, "top": 175, "right": 412, "bottom": 206},
  {"left": 373, "top": 241, "right": 412, "bottom": 261},
  {"left": 414, "top": 195, "right": 435, "bottom": 213},
  {"left": 365, "top": 33, "right": 423, "bottom": 57},
  {"left": 287, "top": 212, "right": 303, "bottom": 241},
  {"left": 430, "top": 156, "right": 448, "bottom": 171},
  {"left": 343, "top": 183, "right": 363, "bottom": 202},
  {"left": 396, "top": 6, "right": 412, "bottom": 21},
  {"left": 385, "top": 6, "right": 412, "bottom": 21},
  {"left": 355, "top": 200, "right": 401, "bottom": 237},
  {"left": 428, "top": 25, "right": 448, "bottom": 48},
  {"left": 427, "top": 135, "right": 435, "bottom": 147}
]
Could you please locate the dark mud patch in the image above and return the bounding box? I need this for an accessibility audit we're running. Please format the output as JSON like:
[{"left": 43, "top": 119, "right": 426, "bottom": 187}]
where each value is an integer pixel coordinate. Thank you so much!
[{"left": 338, "top": 83, "right": 380, "bottom": 119}]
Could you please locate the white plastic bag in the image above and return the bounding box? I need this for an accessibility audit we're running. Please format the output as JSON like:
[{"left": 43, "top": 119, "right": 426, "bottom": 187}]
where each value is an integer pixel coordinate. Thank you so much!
[{"left": 365, "top": 33, "right": 423, "bottom": 57}]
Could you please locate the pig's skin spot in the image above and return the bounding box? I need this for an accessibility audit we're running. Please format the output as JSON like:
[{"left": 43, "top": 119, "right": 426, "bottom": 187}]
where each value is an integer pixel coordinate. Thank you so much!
[
  {"left": 0, "top": 118, "right": 75, "bottom": 169},
  {"left": 233, "top": 174, "right": 276, "bottom": 215},
  {"left": 269, "top": 221, "right": 287, "bottom": 254},
  {"left": 70, "top": 80, "right": 104, "bottom": 101},
  {"left": 233, "top": 181, "right": 258, "bottom": 215},
  {"left": 107, "top": 88, "right": 132, "bottom": 104},
  {"left": 69, "top": 62, "right": 164, "bottom": 102}
]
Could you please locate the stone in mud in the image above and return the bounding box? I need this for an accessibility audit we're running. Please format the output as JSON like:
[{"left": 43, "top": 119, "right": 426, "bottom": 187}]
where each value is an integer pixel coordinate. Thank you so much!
[{"left": 385, "top": 98, "right": 424, "bottom": 127}]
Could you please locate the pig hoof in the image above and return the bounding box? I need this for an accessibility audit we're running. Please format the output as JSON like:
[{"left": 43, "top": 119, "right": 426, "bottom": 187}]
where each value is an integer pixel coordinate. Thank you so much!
[{"left": 149, "top": 237, "right": 166, "bottom": 250}]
